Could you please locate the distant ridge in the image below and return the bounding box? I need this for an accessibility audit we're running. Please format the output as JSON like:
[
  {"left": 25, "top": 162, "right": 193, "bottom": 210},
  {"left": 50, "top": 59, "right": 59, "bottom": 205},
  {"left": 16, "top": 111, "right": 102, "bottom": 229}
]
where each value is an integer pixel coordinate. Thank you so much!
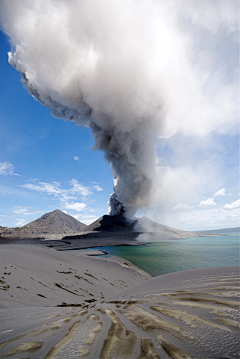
[
  {"left": 0, "top": 211, "right": 226, "bottom": 241},
  {"left": 0, "top": 209, "right": 86, "bottom": 238},
  {"left": 197, "top": 227, "right": 239, "bottom": 234}
]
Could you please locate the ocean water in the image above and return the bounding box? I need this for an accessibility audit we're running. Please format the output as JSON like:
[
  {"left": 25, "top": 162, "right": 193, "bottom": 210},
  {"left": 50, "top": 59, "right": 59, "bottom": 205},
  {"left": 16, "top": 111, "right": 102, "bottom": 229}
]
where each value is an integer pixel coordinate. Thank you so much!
[{"left": 88, "top": 234, "right": 239, "bottom": 277}]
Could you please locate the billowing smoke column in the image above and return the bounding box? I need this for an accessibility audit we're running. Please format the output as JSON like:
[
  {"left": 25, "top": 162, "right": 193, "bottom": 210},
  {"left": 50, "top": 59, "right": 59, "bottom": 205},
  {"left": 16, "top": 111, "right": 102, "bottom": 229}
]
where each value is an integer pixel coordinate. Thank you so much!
[
  {"left": 0, "top": 0, "right": 238, "bottom": 218},
  {"left": 108, "top": 193, "right": 124, "bottom": 216}
]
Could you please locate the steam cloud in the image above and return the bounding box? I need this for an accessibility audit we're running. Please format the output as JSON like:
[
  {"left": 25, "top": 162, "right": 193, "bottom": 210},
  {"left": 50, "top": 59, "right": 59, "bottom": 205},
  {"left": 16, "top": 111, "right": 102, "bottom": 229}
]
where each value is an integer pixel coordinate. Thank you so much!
[{"left": 0, "top": 0, "right": 238, "bottom": 218}]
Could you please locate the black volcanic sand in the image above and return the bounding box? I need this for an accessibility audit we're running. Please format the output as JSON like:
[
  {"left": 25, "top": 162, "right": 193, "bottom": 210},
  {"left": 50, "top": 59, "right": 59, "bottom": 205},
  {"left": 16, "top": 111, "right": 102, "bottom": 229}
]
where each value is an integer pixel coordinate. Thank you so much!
[
  {"left": 0, "top": 234, "right": 146, "bottom": 252},
  {"left": 0, "top": 244, "right": 151, "bottom": 309},
  {"left": 0, "top": 241, "right": 239, "bottom": 359}
]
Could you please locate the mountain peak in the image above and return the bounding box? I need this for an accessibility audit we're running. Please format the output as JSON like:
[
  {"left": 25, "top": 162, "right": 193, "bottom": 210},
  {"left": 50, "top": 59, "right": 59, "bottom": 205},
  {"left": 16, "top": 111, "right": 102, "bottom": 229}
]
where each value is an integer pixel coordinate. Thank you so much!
[
  {"left": 24, "top": 209, "right": 86, "bottom": 234},
  {"left": 0, "top": 209, "right": 87, "bottom": 238}
]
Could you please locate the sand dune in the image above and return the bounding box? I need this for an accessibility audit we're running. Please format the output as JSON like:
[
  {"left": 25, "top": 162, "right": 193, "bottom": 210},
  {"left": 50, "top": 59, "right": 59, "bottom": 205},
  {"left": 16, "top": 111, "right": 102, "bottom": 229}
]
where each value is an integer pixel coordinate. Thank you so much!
[
  {"left": 0, "top": 251, "right": 239, "bottom": 358},
  {"left": 0, "top": 244, "right": 150, "bottom": 309},
  {"left": 0, "top": 243, "right": 239, "bottom": 358}
]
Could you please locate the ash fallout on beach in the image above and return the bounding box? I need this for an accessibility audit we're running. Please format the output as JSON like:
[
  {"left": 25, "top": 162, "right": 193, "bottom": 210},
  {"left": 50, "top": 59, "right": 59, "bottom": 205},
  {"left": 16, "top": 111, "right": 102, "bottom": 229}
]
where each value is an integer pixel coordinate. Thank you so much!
[{"left": 0, "top": 0, "right": 238, "bottom": 218}]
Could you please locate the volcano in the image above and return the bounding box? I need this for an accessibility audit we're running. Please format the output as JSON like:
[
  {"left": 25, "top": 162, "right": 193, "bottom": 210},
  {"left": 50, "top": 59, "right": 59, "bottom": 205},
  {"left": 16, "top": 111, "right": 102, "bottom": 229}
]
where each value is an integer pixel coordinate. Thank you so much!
[
  {"left": 81, "top": 215, "right": 137, "bottom": 233},
  {"left": 73, "top": 214, "right": 221, "bottom": 239}
]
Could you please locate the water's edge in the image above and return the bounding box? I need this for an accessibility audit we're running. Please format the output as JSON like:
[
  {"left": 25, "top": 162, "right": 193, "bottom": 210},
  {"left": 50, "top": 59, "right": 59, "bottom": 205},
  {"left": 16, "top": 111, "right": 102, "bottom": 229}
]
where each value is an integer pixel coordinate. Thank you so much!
[{"left": 76, "top": 235, "right": 239, "bottom": 277}]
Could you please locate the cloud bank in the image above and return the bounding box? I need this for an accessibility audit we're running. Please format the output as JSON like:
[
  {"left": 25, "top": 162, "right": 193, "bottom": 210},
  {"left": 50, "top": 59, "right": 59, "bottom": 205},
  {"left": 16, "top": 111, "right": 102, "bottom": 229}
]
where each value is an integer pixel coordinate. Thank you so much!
[
  {"left": 20, "top": 178, "right": 102, "bottom": 213},
  {"left": 0, "top": 0, "right": 238, "bottom": 217}
]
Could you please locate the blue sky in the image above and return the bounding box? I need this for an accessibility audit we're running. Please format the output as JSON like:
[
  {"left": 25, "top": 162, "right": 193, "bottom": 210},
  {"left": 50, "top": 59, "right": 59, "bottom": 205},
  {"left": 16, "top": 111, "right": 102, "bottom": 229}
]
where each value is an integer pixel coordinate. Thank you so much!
[
  {"left": 0, "top": 31, "right": 114, "bottom": 226},
  {"left": 0, "top": 2, "right": 239, "bottom": 231}
]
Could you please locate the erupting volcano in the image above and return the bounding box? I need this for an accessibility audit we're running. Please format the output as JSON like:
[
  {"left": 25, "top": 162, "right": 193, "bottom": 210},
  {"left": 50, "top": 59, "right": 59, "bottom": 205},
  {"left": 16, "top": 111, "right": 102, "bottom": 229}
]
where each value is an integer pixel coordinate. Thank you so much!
[{"left": 0, "top": 0, "right": 237, "bottom": 219}]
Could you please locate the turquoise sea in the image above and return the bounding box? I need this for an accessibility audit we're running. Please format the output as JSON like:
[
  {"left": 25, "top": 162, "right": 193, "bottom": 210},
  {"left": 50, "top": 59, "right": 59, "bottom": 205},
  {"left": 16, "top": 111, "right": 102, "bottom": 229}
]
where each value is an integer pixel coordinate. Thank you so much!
[{"left": 86, "top": 234, "right": 239, "bottom": 277}]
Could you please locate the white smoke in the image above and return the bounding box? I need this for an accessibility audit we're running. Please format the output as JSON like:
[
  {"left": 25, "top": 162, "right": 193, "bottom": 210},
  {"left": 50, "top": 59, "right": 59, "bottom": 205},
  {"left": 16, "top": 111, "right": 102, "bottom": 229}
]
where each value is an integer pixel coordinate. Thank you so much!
[{"left": 0, "top": 0, "right": 238, "bottom": 218}]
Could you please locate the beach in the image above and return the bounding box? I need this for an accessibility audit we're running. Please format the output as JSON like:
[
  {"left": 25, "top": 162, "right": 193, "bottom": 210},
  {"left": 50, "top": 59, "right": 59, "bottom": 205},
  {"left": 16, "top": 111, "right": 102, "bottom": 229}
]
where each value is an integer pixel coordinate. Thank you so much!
[
  {"left": 0, "top": 232, "right": 146, "bottom": 251},
  {"left": 0, "top": 239, "right": 239, "bottom": 358},
  {"left": 0, "top": 243, "right": 150, "bottom": 309}
]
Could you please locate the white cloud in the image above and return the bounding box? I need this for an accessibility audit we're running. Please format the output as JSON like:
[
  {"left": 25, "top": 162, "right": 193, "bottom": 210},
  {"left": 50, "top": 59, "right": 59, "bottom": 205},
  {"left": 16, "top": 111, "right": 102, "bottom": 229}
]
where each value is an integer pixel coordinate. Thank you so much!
[
  {"left": 18, "top": 179, "right": 104, "bottom": 218},
  {"left": 64, "top": 202, "right": 86, "bottom": 211},
  {"left": 73, "top": 156, "right": 79, "bottom": 161},
  {"left": 214, "top": 188, "right": 226, "bottom": 197},
  {"left": 13, "top": 206, "right": 42, "bottom": 216},
  {"left": 21, "top": 179, "right": 92, "bottom": 200},
  {"left": 160, "top": 206, "right": 239, "bottom": 231},
  {"left": 21, "top": 182, "right": 62, "bottom": 196},
  {"left": 73, "top": 214, "right": 98, "bottom": 225},
  {"left": 172, "top": 203, "right": 191, "bottom": 211},
  {"left": 92, "top": 182, "right": 103, "bottom": 192},
  {"left": 13, "top": 207, "right": 29, "bottom": 215},
  {"left": 0, "top": 161, "right": 14, "bottom": 175},
  {"left": 16, "top": 218, "right": 26, "bottom": 226},
  {"left": 223, "top": 199, "right": 240, "bottom": 210},
  {"left": 69, "top": 179, "right": 92, "bottom": 197},
  {"left": 199, "top": 198, "right": 216, "bottom": 207}
]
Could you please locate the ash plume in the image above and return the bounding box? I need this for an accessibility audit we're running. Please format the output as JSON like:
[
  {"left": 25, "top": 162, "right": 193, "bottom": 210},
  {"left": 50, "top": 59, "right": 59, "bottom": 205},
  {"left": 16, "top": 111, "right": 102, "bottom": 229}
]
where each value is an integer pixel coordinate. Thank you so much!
[
  {"left": 0, "top": 0, "right": 238, "bottom": 218},
  {"left": 108, "top": 193, "right": 125, "bottom": 216}
]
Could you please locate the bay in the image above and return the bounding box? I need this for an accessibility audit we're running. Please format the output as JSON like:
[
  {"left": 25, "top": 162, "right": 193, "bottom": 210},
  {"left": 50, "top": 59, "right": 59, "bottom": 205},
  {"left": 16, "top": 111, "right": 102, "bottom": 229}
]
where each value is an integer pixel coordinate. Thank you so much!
[{"left": 87, "top": 234, "right": 239, "bottom": 277}]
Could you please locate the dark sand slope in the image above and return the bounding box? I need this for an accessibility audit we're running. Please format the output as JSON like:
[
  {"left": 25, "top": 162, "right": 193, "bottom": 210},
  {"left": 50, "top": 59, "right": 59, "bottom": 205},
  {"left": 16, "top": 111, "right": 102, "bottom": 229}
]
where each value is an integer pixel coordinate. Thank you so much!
[
  {"left": 0, "top": 256, "right": 239, "bottom": 358},
  {"left": 0, "top": 245, "right": 150, "bottom": 309}
]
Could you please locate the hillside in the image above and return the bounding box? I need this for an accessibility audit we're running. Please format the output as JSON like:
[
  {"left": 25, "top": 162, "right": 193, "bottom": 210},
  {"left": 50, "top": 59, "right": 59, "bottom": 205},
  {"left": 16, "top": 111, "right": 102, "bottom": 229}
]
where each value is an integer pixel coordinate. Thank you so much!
[
  {"left": 76, "top": 215, "right": 220, "bottom": 239},
  {"left": 81, "top": 215, "right": 137, "bottom": 232},
  {"left": 0, "top": 209, "right": 86, "bottom": 238},
  {"left": 135, "top": 217, "right": 222, "bottom": 239},
  {"left": 0, "top": 211, "right": 224, "bottom": 241}
]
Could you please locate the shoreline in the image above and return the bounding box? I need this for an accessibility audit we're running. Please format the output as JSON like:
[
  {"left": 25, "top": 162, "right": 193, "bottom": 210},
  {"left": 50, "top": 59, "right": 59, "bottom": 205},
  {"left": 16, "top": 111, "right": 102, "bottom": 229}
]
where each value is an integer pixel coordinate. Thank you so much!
[
  {"left": 0, "top": 229, "right": 227, "bottom": 252},
  {"left": 0, "top": 239, "right": 239, "bottom": 358},
  {"left": 0, "top": 243, "right": 152, "bottom": 310},
  {"left": 0, "top": 257, "right": 238, "bottom": 358},
  {"left": 0, "top": 235, "right": 150, "bottom": 251},
  {"left": 44, "top": 238, "right": 149, "bottom": 251},
  {"left": 68, "top": 249, "right": 109, "bottom": 256}
]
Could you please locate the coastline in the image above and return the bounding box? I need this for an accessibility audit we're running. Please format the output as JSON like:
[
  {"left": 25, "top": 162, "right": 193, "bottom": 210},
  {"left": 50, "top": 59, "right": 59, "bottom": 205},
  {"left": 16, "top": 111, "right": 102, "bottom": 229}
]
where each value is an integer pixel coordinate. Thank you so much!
[
  {"left": 0, "top": 248, "right": 238, "bottom": 358},
  {"left": 0, "top": 228, "right": 226, "bottom": 251},
  {"left": 0, "top": 243, "right": 152, "bottom": 309},
  {"left": 73, "top": 249, "right": 109, "bottom": 256},
  {"left": 0, "top": 232, "right": 150, "bottom": 251},
  {"left": 0, "top": 239, "right": 239, "bottom": 358}
]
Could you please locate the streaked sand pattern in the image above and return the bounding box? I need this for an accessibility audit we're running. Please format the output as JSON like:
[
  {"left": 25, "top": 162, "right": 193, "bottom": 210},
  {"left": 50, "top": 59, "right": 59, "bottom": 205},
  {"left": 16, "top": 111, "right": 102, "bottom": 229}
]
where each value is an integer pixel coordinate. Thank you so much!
[{"left": 0, "top": 244, "right": 239, "bottom": 358}]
